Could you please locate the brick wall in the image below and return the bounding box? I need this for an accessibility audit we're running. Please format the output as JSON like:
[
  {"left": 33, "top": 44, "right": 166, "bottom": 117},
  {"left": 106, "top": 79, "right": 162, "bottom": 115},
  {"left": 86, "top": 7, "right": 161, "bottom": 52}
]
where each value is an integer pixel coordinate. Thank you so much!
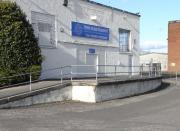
[{"left": 168, "top": 22, "right": 180, "bottom": 72}]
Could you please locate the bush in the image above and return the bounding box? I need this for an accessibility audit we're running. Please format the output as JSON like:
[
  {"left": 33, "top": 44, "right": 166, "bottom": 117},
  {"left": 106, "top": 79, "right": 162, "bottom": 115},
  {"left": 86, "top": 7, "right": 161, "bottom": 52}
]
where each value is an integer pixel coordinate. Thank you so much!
[
  {"left": 0, "top": 65, "right": 41, "bottom": 87},
  {"left": 0, "top": 1, "right": 42, "bottom": 87}
]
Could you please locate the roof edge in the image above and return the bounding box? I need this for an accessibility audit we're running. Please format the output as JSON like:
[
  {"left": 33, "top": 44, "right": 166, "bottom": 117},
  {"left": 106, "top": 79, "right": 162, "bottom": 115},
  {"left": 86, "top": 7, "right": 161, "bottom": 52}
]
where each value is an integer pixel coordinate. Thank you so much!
[
  {"left": 169, "top": 20, "right": 180, "bottom": 24},
  {"left": 82, "top": 0, "right": 141, "bottom": 17},
  {"left": 140, "top": 52, "right": 168, "bottom": 56}
]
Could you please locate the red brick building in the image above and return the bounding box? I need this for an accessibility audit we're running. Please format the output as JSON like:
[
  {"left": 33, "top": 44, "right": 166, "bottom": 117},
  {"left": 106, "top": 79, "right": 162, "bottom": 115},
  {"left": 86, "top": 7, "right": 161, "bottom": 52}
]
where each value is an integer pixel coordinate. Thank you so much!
[{"left": 168, "top": 21, "right": 180, "bottom": 72}]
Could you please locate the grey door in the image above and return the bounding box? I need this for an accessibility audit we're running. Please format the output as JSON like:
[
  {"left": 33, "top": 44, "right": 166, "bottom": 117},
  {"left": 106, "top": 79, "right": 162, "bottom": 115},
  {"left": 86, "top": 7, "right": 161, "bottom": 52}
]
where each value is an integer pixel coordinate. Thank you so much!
[{"left": 86, "top": 54, "right": 98, "bottom": 76}]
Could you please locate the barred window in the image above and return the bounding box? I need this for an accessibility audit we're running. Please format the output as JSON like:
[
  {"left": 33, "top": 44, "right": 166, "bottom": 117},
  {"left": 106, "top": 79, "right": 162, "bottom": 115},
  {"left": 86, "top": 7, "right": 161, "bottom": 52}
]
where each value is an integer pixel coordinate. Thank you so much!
[
  {"left": 119, "top": 29, "right": 130, "bottom": 52},
  {"left": 38, "top": 22, "right": 51, "bottom": 32}
]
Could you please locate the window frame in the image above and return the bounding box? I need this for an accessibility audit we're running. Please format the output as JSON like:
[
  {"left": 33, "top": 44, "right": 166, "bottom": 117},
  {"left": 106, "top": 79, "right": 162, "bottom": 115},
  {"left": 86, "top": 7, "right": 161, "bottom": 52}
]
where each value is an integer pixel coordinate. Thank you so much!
[{"left": 119, "top": 28, "right": 130, "bottom": 52}]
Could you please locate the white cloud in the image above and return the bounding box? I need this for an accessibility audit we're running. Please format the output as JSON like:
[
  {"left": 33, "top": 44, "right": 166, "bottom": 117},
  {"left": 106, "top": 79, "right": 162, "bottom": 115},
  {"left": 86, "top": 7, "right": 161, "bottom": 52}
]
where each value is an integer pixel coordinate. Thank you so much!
[
  {"left": 140, "top": 40, "right": 167, "bottom": 53},
  {"left": 143, "top": 48, "right": 167, "bottom": 53}
]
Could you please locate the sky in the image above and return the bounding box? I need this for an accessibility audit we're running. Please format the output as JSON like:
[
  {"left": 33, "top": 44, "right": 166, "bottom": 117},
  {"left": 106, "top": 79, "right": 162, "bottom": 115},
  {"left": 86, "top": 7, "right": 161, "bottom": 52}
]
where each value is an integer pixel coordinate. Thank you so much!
[{"left": 92, "top": 0, "right": 180, "bottom": 53}]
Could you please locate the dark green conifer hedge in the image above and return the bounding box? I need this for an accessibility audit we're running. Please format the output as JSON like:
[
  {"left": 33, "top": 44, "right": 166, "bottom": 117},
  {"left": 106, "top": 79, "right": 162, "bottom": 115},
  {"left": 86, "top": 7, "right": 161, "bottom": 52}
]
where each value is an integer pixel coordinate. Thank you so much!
[{"left": 0, "top": 1, "right": 42, "bottom": 87}]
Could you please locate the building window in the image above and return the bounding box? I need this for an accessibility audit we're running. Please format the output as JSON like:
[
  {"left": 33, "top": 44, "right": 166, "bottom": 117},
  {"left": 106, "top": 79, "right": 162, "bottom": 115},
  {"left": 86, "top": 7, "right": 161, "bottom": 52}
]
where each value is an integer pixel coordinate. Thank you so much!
[
  {"left": 38, "top": 22, "right": 52, "bottom": 32},
  {"left": 31, "top": 11, "right": 56, "bottom": 48},
  {"left": 119, "top": 29, "right": 130, "bottom": 52}
]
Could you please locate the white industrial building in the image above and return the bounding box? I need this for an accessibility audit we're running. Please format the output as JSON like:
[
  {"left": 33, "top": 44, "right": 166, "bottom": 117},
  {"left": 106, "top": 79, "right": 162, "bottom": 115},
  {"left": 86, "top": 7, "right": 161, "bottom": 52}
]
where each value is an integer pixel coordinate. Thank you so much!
[
  {"left": 140, "top": 52, "right": 168, "bottom": 71},
  {"left": 12, "top": 0, "right": 140, "bottom": 78}
]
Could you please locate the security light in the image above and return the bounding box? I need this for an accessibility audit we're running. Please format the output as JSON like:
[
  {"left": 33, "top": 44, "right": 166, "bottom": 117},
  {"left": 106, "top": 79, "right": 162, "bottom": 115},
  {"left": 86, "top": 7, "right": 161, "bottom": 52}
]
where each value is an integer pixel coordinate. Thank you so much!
[{"left": 63, "top": 0, "right": 68, "bottom": 7}]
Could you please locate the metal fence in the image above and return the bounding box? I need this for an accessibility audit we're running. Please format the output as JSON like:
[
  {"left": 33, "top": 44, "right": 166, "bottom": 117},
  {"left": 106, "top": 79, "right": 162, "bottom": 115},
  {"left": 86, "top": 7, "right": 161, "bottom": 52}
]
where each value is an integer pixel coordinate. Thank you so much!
[
  {"left": 0, "top": 65, "right": 162, "bottom": 90},
  {"left": 161, "top": 71, "right": 180, "bottom": 85}
]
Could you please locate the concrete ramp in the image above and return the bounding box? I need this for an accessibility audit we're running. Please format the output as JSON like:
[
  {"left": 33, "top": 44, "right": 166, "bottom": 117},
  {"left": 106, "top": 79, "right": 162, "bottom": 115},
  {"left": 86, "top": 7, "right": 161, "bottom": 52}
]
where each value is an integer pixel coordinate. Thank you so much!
[
  {"left": 0, "top": 81, "right": 72, "bottom": 108},
  {"left": 0, "top": 77, "right": 162, "bottom": 108}
]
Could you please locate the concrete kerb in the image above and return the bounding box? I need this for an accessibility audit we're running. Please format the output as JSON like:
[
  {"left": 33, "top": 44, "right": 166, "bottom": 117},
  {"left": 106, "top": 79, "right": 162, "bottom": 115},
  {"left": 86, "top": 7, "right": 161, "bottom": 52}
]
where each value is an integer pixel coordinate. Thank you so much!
[{"left": 97, "top": 77, "right": 162, "bottom": 86}]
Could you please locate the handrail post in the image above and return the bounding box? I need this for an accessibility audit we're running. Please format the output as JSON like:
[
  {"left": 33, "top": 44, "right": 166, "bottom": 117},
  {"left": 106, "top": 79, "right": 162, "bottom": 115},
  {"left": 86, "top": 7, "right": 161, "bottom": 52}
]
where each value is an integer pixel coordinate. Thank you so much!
[
  {"left": 176, "top": 72, "right": 178, "bottom": 85},
  {"left": 129, "top": 66, "right": 132, "bottom": 78},
  {"left": 115, "top": 65, "right": 117, "bottom": 80},
  {"left": 30, "top": 73, "right": 32, "bottom": 92},
  {"left": 149, "top": 66, "right": 151, "bottom": 77},
  {"left": 71, "top": 66, "right": 73, "bottom": 82},
  {"left": 160, "top": 68, "right": 162, "bottom": 76},
  {"left": 159, "top": 66, "right": 162, "bottom": 76},
  {"left": 140, "top": 66, "right": 142, "bottom": 78},
  {"left": 61, "top": 68, "right": 63, "bottom": 84},
  {"left": 96, "top": 65, "right": 98, "bottom": 82}
]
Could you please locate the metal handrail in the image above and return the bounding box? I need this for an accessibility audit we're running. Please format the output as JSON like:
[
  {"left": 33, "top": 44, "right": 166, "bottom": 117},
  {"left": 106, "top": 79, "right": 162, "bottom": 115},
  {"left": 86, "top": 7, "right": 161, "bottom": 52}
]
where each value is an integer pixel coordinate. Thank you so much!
[
  {"left": 0, "top": 65, "right": 161, "bottom": 88},
  {"left": 0, "top": 64, "right": 162, "bottom": 101}
]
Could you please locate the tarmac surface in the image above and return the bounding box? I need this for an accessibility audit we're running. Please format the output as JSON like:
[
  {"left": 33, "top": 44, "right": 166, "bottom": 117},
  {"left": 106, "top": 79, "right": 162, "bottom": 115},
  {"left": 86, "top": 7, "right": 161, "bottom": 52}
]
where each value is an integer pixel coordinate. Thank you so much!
[{"left": 0, "top": 78, "right": 179, "bottom": 131}]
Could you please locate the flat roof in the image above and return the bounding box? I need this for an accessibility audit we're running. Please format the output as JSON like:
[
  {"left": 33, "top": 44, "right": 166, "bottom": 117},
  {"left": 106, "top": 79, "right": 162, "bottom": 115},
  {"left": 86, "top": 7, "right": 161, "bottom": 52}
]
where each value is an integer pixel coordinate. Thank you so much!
[
  {"left": 82, "top": 0, "right": 141, "bottom": 17},
  {"left": 169, "top": 20, "right": 180, "bottom": 24}
]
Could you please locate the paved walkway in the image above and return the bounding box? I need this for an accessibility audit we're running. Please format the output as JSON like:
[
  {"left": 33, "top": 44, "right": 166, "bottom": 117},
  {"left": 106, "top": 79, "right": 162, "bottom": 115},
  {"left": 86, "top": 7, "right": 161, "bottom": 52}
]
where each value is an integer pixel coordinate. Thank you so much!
[{"left": 0, "top": 81, "right": 63, "bottom": 99}]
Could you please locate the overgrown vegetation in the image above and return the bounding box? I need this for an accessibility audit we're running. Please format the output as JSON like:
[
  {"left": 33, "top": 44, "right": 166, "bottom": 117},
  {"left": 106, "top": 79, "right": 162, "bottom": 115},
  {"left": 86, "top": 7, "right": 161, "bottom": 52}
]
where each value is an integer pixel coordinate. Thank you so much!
[{"left": 0, "top": 1, "right": 42, "bottom": 87}]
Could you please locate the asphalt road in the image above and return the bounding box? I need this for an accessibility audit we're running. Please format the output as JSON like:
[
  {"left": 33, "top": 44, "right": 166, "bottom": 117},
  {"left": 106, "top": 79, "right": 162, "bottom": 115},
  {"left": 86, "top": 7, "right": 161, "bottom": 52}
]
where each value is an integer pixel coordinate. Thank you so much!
[{"left": 0, "top": 80, "right": 180, "bottom": 131}]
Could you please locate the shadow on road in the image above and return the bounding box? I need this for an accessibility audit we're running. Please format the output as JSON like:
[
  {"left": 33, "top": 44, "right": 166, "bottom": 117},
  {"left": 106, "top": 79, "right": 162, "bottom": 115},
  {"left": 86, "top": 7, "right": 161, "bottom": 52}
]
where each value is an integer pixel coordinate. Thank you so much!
[{"left": 146, "top": 82, "right": 170, "bottom": 94}]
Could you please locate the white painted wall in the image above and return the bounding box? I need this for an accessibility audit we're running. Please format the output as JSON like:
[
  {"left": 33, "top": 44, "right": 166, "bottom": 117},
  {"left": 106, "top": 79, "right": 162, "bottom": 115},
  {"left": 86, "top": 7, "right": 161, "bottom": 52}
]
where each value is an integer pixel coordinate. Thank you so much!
[
  {"left": 12, "top": 0, "right": 140, "bottom": 79},
  {"left": 72, "top": 79, "right": 162, "bottom": 103},
  {"left": 72, "top": 86, "right": 96, "bottom": 103}
]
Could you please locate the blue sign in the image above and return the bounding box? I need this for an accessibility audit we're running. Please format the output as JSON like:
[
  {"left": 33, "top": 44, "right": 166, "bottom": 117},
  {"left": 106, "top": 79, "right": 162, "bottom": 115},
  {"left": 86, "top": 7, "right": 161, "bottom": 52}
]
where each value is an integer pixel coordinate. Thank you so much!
[
  {"left": 89, "top": 48, "right": 96, "bottom": 54},
  {"left": 72, "top": 22, "right": 109, "bottom": 40}
]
